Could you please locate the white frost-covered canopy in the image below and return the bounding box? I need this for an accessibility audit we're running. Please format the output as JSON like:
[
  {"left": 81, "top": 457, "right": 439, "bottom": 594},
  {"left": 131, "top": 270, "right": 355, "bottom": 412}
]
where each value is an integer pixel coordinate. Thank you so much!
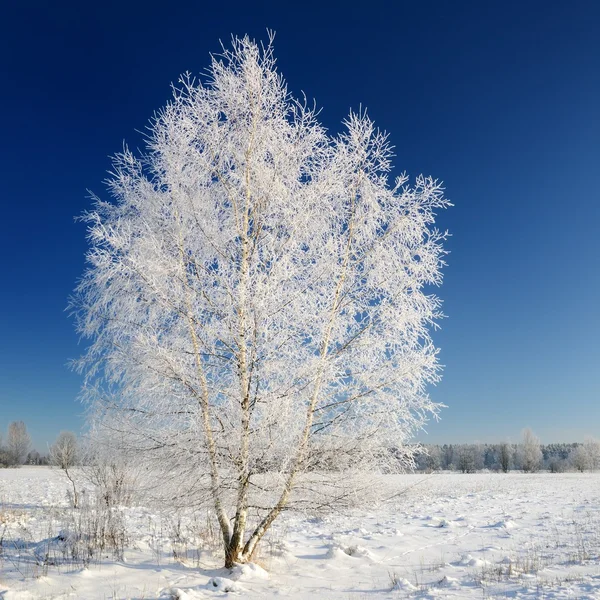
[{"left": 73, "top": 35, "right": 449, "bottom": 563}]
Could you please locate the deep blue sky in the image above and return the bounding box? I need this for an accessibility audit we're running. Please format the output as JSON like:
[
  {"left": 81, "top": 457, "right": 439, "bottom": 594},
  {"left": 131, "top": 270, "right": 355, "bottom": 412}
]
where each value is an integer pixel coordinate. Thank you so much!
[{"left": 1, "top": 1, "right": 598, "bottom": 451}]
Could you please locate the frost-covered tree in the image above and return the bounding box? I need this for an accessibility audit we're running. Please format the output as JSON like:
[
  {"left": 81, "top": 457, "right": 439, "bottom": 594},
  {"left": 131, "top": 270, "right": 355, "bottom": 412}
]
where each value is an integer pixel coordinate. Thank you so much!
[
  {"left": 72, "top": 35, "right": 450, "bottom": 567},
  {"left": 440, "top": 444, "right": 454, "bottom": 470},
  {"left": 455, "top": 444, "right": 477, "bottom": 473},
  {"left": 499, "top": 442, "right": 512, "bottom": 473},
  {"left": 414, "top": 445, "right": 442, "bottom": 472},
  {"left": 50, "top": 431, "right": 80, "bottom": 507},
  {"left": 0, "top": 434, "right": 7, "bottom": 467},
  {"left": 583, "top": 437, "right": 600, "bottom": 471},
  {"left": 6, "top": 421, "right": 31, "bottom": 467},
  {"left": 570, "top": 445, "right": 588, "bottom": 472},
  {"left": 518, "top": 428, "right": 542, "bottom": 473},
  {"left": 425, "top": 445, "right": 442, "bottom": 472}
]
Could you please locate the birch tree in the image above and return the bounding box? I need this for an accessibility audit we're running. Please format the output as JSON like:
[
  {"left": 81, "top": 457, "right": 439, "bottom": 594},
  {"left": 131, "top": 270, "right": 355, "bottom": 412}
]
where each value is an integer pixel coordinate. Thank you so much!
[
  {"left": 72, "top": 35, "right": 450, "bottom": 567},
  {"left": 518, "top": 428, "right": 543, "bottom": 473},
  {"left": 583, "top": 437, "right": 600, "bottom": 471},
  {"left": 6, "top": 421, "right": 31, "bottom": 467}
]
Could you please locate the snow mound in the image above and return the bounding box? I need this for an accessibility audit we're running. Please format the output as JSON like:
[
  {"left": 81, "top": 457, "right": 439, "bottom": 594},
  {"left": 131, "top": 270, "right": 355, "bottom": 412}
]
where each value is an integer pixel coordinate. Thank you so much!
[
  {"left": 2, "top": 593, "right": 37, "bottom": 600},
  {"left": 206, "top": 577, "right": 244, "bottom": 593},
  {"left": 437, "top": 518, "right": 456, "bottom": 528},
  {"left": 439, "top": 575, "right": 460, "bottom": 588},
  {"left": 489, "top": 519, "right": 516, "bottom": 529},
  {"left": 392, "top": 578, "right": 418, "bottom": 591},
  {"left": 428, "top": 517, "right": 457, "bottom": 528},
  {"left": 344, "top": 527, "right": 371, "bottom": 536},
  {"left": 167, "top": 589, "right": 203, "bottom": 600},
  {"left": 326, "top": 543, "right": 374, "bottom": 560},
  {"left": 230, "top": 562, "right": 270, "bottom": 581},
  {"left": 458, "top": 554, "right": 490, "bottom": 567},
  {"left": 468, "top": 557, "right": 489, "bottom": 567}
]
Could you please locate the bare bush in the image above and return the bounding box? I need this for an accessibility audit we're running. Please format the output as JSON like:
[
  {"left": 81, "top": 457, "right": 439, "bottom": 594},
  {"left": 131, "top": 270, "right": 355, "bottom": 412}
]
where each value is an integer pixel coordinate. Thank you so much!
[{"left": 50, "top": 431, "right": 80, "bottom": 507}]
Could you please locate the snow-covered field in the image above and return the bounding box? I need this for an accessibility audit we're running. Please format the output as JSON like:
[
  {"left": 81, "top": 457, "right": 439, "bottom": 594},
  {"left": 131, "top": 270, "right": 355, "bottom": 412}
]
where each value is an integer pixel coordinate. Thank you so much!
[{"left": 1, "top": 468, "right": 600, "bottom": 599}]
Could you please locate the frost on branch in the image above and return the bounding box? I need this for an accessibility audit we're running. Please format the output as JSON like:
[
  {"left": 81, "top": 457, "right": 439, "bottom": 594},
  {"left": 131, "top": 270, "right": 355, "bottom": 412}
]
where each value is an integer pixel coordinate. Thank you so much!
[{"left": 71, "top": 35, "right": 450, "bottom": 567}]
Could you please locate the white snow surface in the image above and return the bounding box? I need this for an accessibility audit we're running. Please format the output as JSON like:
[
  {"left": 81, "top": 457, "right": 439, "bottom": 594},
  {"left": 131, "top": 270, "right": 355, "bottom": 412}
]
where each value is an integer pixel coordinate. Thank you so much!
[{"left": 1, "top": 467, "right": 600, "bottom": 598}]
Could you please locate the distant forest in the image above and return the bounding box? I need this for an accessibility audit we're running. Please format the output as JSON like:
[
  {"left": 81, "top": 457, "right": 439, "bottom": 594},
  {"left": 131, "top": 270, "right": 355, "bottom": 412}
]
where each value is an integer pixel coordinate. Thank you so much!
[{"left": 413, "top": 439, "right": 599, "bottom": 473}]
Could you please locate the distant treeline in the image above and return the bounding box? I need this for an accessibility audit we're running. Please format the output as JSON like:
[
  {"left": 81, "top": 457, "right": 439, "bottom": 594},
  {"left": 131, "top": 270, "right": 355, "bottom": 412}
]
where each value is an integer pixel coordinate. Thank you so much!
[
  {"left": 413, "top": 438, "right": 599, "bottom": 473},
  {"left": 0, "top": 451, "right": 48, "bottom": 467}
]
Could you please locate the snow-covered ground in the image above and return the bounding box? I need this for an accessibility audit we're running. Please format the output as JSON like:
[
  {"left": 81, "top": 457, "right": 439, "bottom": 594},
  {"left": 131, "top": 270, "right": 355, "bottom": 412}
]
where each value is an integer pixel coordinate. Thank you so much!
[{"left": 1, "top": 468, "right": 600, "bottom": 599}]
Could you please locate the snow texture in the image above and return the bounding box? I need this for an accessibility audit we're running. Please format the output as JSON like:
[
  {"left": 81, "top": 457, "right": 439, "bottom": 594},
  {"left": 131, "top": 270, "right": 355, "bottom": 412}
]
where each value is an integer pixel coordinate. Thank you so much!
[{"left": 2, "top": 467, "right": 600, "bottom": 598}]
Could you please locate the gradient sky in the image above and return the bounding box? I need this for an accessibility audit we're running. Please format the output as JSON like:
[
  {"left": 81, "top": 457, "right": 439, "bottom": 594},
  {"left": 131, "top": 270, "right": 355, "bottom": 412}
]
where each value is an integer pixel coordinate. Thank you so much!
[{"left": 1, "top": 1, "right": 599, "bottom": 451}]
